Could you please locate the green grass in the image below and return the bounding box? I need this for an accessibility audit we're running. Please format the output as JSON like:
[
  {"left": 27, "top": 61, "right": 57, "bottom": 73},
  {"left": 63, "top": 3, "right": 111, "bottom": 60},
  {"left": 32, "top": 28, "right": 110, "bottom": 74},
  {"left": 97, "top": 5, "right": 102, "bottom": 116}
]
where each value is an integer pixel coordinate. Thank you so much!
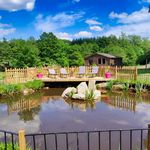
[{"left": 0, "top": 142, "right": 31, "bottom": 150}]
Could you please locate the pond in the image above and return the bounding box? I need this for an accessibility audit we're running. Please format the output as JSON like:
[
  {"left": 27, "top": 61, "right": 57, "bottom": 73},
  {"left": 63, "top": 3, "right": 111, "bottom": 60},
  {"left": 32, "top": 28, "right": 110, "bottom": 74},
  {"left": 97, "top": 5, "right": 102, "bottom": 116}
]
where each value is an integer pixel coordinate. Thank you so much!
[{"left": 0, "top": 88, "right": 149, "bottom": 133}]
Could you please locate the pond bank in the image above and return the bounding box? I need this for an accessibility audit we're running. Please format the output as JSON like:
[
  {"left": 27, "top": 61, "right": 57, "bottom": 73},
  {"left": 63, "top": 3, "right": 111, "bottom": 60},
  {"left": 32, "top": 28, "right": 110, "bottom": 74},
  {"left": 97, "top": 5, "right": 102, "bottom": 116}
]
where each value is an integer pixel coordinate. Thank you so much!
[{"left": 0, "top": 80, "right": 44, "bottom": 97}]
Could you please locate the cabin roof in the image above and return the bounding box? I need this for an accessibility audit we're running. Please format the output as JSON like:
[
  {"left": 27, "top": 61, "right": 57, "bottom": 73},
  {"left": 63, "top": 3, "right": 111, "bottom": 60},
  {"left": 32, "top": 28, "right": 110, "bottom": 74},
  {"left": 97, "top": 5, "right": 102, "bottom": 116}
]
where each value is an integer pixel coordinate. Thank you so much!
[{"left": 85, "top": 53, "right": 121, "bottom": 59}]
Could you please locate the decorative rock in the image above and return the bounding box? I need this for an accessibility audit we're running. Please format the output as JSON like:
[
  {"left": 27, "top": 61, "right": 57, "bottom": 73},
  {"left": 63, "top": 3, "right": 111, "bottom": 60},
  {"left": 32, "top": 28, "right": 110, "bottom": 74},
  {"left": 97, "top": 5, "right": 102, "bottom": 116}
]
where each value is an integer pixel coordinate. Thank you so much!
[
  {"left": 97, "top": 83, "right": 107, "bottom": 89},
  {"left": 72, "top": 93, "right": 85, "bottom": 100},
  {"left": 77, "top": 82, "right": 88, "bottom": 95},
  {"left": 62, "top": 82, "right": 101, "bottom": 100},
  {"left": 22, "top": 89, "right": 34, "bottom": 95},
  {"left": 62, "top": 87, "right": 77, "bottom": 98},
  {"left": 22, "top": 89, "right": 29, "bottom": 95},
  {"left": 93, "top": 90, "right": 101, "bottom": 100}
]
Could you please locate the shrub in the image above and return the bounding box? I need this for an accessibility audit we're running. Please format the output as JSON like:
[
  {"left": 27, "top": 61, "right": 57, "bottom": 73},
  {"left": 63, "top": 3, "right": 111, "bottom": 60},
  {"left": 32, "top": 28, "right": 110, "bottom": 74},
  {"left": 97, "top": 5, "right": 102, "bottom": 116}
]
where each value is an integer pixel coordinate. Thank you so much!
[
  {"left": 25, "top": 80, "right": 44, "bottom": 90},
  {"left": 106, "top": 80, "right": 114, "bottom": 91},
  {"left": 0, "top": 80, "right": 44, "bottom": 96}
]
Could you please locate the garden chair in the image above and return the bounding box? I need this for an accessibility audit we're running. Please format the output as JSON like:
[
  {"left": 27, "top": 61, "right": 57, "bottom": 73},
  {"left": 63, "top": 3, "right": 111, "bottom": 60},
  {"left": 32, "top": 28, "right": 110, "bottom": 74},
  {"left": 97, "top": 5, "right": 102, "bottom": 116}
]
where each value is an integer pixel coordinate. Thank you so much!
[
  {"left": 90, "top": 66, "right": 99, "bottom": 77},
  {"left": 78, "top": 66, "right": 86, "bottom": 77},
  {"left": 60, "top": 68, "right": 68, "bottom": 78},
  {"left": 48, "top": 69, "right": 57, "bottom": 78}
]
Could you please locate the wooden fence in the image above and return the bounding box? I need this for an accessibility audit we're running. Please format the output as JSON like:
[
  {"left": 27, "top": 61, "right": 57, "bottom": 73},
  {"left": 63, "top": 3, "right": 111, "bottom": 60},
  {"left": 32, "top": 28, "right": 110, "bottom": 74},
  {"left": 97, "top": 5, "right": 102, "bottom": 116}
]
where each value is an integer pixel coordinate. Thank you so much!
[{"left": 4, "top": 66, "right": 147, "bottom": 84}]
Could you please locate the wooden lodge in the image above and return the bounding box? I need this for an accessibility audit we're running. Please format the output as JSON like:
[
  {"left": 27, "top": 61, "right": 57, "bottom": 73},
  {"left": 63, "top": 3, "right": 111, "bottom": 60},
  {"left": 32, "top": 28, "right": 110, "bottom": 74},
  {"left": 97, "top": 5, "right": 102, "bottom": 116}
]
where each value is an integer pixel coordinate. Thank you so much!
[{"left": 84, "top": 53, "right": 122, "bottom": 66}]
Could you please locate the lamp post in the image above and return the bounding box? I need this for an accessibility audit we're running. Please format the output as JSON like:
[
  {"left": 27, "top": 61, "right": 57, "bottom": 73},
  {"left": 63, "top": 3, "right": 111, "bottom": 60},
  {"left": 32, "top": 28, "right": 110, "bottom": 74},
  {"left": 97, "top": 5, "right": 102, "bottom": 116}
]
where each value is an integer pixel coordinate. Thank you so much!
[{"left": 149, "top": 5, "right": 150, "bottom": 13}]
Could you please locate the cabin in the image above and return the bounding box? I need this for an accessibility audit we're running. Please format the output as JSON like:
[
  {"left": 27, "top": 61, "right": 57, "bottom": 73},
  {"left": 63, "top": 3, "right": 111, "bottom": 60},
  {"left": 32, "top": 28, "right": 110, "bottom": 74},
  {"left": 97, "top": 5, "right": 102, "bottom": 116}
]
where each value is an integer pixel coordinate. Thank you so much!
[{"left": 84, "top": 53, "right": 122, "bottom": 66}]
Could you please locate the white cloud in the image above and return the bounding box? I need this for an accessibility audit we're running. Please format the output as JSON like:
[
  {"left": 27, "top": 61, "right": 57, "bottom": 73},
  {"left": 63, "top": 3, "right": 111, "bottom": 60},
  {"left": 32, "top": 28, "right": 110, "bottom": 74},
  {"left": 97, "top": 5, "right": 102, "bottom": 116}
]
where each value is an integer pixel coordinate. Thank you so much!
[
  {"left": 35, "top": 12, "right": 84, "bottom": 32},
  {"left": 72, "top": 0, "right": 80, "bottom": 3},
  {"left": 90, "top": 26, "right": 103, "bottom": 32},
  {"left": 0, "top": 16, "right": 16, "bottom": 38},
  {"left": 104, "top": 7, "right": 150, "bottom": 38},
  {"left": 74, "top": 31, "right": 93, "bottom": 38},
  {"left": 104, "top": 21, "right": 150, "bottom": 38},
  {"left": 109, "top": 7, "right": 150, "bottom": 24},
  {"left": 141, "top": 0, "right": 150, "bottom": 3},
  {"left": 56, "top": 32, "right": 73, "bottom": 40},
  {"left": 0, "top": 28, "right": 16, "bottom": 37},
  {"left": 109, "top": 12, "right": 128, "bottom": 20},
  {"left": 0, "top": 0, "right": 35, "bottom": 11},
  {"left": 136, "top": 103, "right": 150, "bottom": 128},
  {"left": 85, "top": 19, "right": 102, "bottom": 25},
  {"left": 56, "top": 31, "right": 94, "bottom": 40}
]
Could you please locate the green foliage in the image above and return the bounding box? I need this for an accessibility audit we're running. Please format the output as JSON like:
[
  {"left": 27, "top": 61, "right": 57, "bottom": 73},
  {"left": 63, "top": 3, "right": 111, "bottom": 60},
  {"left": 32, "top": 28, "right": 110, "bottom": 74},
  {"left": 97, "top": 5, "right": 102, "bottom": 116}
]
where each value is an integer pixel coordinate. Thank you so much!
[
  {"left": 25, "top": 80, "right": 44, "bottom": 90},
  {"left": 0, "top": 80, "right": 44, "bottom": 96},
  {"left": 0, "top": 143, "right": 20, "bottom": 150},
  {"left": 0, "top": 32, "right": 150, "bottom": 70},
  {"left": 0, "top": 142, "right": 31, "bottom": 150},
  {"left": 123, "top": 82, "right": 130, "bottom": 92},
  {"left": 67, "top": 91, "right": 76, "bottom": 98},
  {"left": 135, "top": 82, "right": 144, "bottom": 93},
  {"left": 85, "top": 90, "right": 95, "bottom": 101},
  {"left": 106, "top": 80, "right": 114, "bottom": 91}
]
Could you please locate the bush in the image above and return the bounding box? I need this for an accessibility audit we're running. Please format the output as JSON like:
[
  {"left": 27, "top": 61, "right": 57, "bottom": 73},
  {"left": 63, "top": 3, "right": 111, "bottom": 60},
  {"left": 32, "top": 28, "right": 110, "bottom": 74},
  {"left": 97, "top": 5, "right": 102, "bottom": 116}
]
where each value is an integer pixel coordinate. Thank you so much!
[
  {"left": 0, "top": 84, "right": 24, "bottom": 95},
  {"left": 106, "top": 80, "right": 114, "bottom": 91},
  {"left": 0, "top": 80, "right": 44, "bottom": 96},
  {"left": 25, "top": 80, "right": 44, "bottom": 90}
]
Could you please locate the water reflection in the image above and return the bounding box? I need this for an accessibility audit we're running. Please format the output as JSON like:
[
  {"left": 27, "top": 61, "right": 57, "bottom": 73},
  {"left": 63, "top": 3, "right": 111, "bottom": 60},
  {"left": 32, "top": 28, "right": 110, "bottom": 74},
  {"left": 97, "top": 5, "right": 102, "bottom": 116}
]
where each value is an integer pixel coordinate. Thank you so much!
[
  {"left": 102, "top": 94, "right": 136, "bottom": 112},
  {"left": 0, "top": 89, "right": 149, "bottom": 133},
  {"left": 64, "top": 99, "right": 99, "bottom": 112},
  {"left": 0, "top": 91, "right": 150, "bottom": 121}
]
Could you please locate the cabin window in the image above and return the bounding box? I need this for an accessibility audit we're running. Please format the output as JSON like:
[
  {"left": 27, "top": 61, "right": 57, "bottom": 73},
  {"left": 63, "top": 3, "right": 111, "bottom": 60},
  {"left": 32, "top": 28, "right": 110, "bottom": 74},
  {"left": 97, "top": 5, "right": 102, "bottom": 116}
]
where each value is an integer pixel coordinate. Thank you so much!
[
  {"left": 102, "top": 58, "right": 105, "bottom": 64},
  {"left": 98, "top": 58, "right": 102, "bottom": 64},
  {"left": 89, "top": 59, "right": 93, "bottom": 65}
]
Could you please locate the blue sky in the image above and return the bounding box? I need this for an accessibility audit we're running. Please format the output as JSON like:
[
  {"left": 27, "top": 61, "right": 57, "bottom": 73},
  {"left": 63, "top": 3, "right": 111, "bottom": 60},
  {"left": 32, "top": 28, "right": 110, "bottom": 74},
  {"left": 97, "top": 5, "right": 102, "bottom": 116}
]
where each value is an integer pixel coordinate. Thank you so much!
[{"left": 0, "top": 0, "right": 150, "bottom": 40}]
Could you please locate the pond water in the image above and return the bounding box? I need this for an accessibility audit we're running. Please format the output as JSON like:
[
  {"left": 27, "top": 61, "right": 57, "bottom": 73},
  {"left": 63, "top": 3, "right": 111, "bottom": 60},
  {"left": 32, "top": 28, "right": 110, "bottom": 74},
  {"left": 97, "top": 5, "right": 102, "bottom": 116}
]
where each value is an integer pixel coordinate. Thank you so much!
[{"left": 0, "top": 88, "right": 150, "bottom": 134}]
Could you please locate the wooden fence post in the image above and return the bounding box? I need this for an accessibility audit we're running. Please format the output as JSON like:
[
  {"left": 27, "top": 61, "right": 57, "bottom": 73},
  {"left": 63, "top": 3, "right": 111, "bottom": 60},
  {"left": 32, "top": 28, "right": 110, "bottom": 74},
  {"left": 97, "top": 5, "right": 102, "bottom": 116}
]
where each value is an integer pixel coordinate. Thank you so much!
[
  {"left": 19, "top": 129, "right": 26, "bottom": 150},
  {"left": 134, "top": 67, "right": 138, "bottom": 80},
  {"left": 115, "top": 66, "right": 118, "bottom": 79}
]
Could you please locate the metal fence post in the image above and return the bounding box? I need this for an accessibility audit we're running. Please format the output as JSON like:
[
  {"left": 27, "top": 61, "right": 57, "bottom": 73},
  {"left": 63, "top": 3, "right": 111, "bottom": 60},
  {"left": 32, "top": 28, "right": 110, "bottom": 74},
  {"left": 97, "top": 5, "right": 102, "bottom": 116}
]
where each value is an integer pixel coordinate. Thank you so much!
[{"left": 19, "top": 129, "right": 26, "bottom": 150}]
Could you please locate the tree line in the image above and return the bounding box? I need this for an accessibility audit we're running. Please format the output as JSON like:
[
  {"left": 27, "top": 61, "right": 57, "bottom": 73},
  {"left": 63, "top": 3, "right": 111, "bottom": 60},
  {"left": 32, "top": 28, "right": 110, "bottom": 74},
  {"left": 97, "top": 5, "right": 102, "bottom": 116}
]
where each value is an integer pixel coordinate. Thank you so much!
[{"left": 0, "top": 32, "right": 150, "bottom": 71}]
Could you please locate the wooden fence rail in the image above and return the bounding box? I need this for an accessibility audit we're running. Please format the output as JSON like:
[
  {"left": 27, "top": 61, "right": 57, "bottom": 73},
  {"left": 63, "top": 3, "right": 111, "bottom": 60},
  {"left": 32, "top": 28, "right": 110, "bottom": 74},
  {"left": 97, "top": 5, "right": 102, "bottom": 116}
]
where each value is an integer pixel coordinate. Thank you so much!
[{"left": 4, "top": 66, "right": 144, "bottom": 84}]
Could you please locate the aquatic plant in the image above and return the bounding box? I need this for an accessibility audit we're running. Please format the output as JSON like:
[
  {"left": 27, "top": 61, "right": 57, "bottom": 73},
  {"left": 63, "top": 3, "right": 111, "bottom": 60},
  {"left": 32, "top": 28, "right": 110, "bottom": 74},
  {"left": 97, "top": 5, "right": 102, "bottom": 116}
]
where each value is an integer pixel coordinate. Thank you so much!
[
  {"left": 106, "top": 80, "right": 114, "bottom": 91},
  {"left": 85, "top": 90, "right": 95, "bottom": 101},
  {"left": 135, "top": 82, "right": 144, "bottom": 93},
  {"left": 123, "top": 82, "right": 130, "bottom": 92},
  {"left": 67, "top": 90, "right": 76, "bottom": 98}
]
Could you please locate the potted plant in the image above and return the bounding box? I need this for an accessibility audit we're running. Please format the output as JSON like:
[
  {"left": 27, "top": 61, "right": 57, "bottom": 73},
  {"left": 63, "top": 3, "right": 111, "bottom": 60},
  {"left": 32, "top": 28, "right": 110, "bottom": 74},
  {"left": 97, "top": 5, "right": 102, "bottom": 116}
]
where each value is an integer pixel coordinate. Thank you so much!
[
  {"left": 37, "top": 68, "right": 43, "bottom": 78},
  {"left": 105, "top": 68, "right": 111, "bottom": 78}
]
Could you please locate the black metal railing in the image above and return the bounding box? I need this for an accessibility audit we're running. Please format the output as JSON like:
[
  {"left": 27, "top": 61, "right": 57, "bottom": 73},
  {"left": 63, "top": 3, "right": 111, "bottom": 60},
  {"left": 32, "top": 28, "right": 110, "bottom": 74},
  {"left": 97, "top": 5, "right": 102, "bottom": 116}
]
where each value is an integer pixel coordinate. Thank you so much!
[
  {"left": 0, "top": 128, "right": 149, "bottom": 150},
  {"left": 25, "top": 128, "right": 150, "bottom": 150},
  {"left": 0, "top": 130, "right": 18, "bottom": 150}
]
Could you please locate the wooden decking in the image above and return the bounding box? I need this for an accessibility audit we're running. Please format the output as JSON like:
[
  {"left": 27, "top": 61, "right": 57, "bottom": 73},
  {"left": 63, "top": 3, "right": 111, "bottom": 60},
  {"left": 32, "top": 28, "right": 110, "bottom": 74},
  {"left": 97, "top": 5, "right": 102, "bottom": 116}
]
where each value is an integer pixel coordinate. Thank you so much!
[{"left": 40, "top": 76, "right": 112, "bottom": 83}]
